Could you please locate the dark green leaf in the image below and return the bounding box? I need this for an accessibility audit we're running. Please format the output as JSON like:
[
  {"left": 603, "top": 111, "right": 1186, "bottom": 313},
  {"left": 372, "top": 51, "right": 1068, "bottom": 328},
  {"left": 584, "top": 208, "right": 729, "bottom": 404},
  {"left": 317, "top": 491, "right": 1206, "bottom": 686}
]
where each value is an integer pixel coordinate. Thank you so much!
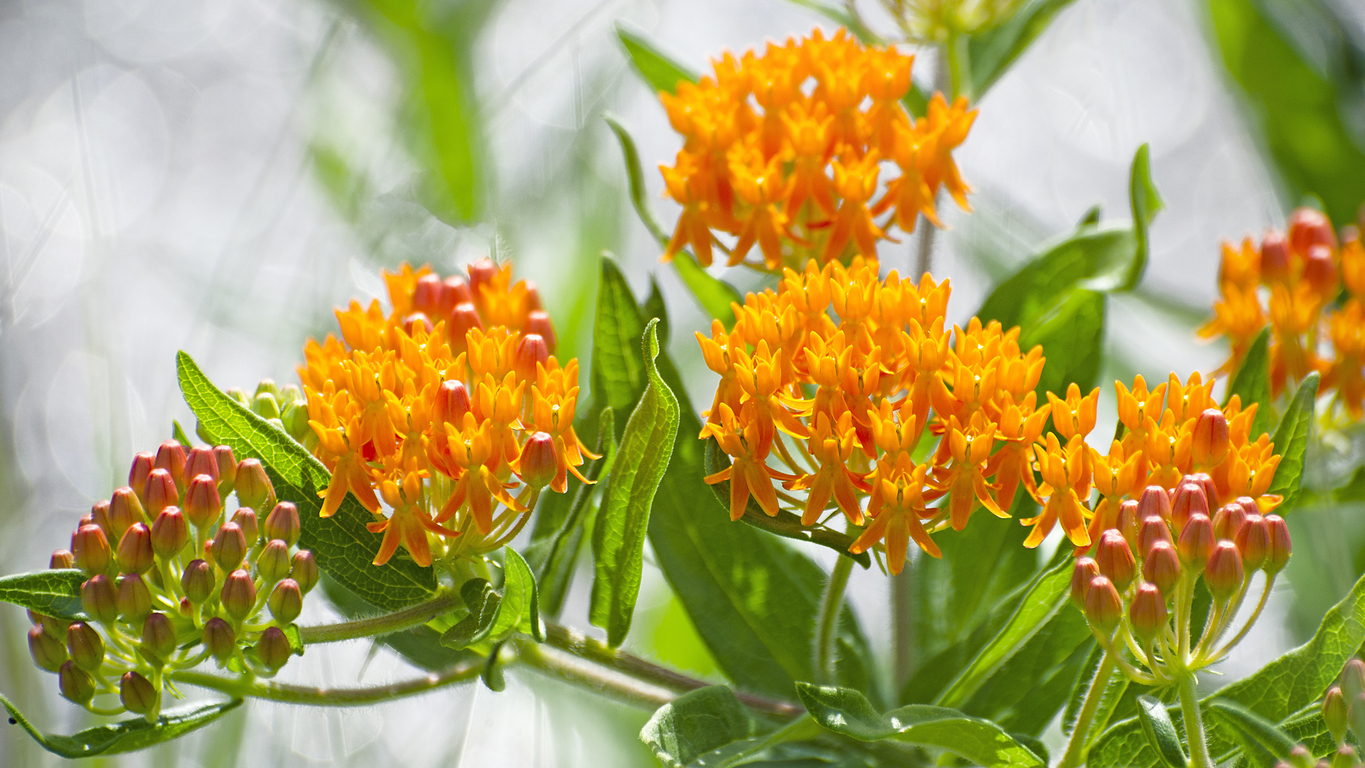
[
  {"left": 962, "top": 607, "right": 1094, "bottom": 736},
  {"left": 644, "top": 278, "right": 670, "bottom": 345},
  {"left": 1267, "top": 372, "right": 1319, "bottom": 508},
  {"left": 1335, "top": 466, "right": 1365, "bottom": 503},
  {"left": 177, "top": 351, "right": 437, "bottom": 610},
  {"left": 0, "top": 569, "right": 87, "bottom": 621},
  {"left": 1019, "top": 288, "right": 1105, "bottom": 396},
  {"left": 0, "top": 691, "right": 240, "bottom": 758},
  {"left": 1224, "top": 326, "right": 1274, "bottom": 438},
  {"left": 481, "top": 641, "right": 506, "bottom": 692},
  {"left": 640, "top": 686, "right": 755, "bottom": 768},
  {"left": 796, "top": 683, "right": 1046, "bottom": 767},
  {"left": 1207, "top": 699, "right": 1297, "bottom": 761},
  {"left": 967, "top": 0, "right": 1079, "bottom": 98},
  {"left": 1135, "top": 695, "right": 1186, "bottom": 768},
  {"left": 615, "top": 22, "right": 699, "bottom": 95},
  {"left": 591, "top": 319, "right": 680, "bottom": 647},
  {"left": 440, "top": 578, "right": 500, "bottom": 649}
]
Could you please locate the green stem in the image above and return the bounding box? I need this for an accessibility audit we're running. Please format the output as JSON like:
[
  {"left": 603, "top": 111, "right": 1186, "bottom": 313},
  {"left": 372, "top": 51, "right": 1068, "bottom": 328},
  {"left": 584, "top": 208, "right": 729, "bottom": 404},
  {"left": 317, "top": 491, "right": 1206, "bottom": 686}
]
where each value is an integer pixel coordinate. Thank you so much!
[
  {"left": 944, "top": 30, "right": 971, "bottom": 100},
  {"left": 1177, "top": 672, "right": 1213, "bottom": 768},
  {"left": 169, "top": 659, "right": 483, "bottom": 706},
  {"left": 1057, "top": 651, "right": 1118, "bottom": 768},
  {"left": 891, "top": 568, "right": 916, "bottom": 692},
  {"left": 298, "top": 591, "right": 460, "bottom": 644},
  {"left": 815, "top": 555, "right": 855, "bottom": 686}
]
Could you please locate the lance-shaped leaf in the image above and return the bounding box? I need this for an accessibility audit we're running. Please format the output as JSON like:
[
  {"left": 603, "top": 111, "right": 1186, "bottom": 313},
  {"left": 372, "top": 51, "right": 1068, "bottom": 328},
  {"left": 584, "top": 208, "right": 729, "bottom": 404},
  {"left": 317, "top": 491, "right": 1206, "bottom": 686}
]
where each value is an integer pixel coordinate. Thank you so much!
[
  {"left": 504, "top": 548, "right": 543, "bottom": 643},
  {"left": 0, "top": 570, "right": 87, "bottom": 621},
  {"left": 640, "top": 686, "right": 755, "bottom": 768},
  {"left": 591, "top": 319, "right": 679, "bottom": 647},
  {"left": 1, "top": 692, "right": 241, "bottom": 758},
  {"left": 796, "top": 683, "right": 1046, "bottom": 767},
  {"left": 177, "top": 351, "right": 437, "bottom": 610},
  {"left": 1136, "top": 695, "right": 1186, "bottom": 768},
  {"left": 616, "top": 23, "right": 698, "bottom": 95},
  {"left": 1267, "top": 372, "right": 1318, "bottom": 508},
  {"left": 1223, "top": 326, "right": 1274, "bottom": 438},
  {"left": 1207, "top": 700, "right": 1297, "bottom": 764}
]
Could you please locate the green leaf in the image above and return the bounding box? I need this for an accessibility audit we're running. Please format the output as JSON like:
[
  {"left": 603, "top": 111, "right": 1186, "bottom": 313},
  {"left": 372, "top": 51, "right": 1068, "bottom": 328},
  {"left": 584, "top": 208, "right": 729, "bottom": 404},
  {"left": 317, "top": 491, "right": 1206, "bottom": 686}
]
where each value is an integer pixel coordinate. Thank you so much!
[
  {"left": 796, "top": 683, "right": 1046, "bottom": 767},
  {"left": 1019, "top": 288, "right": 1105, "bottom": 396},
  {"left": 640, "top": 686, "right": 755, "bottom": 768},
  {"left": 1223, "top": 326, "right": 1274, "bottom": 438},
  {"left": 439, "top": 578, "right": 500, "bottom": 649},
  {"left": 1135, "top": 695, "right": 1187, "bottom": 768},
  {"left": 0, "top": 691, "right": 241, "bottom": 758},
  {"left": 644, "top": 278, "right": 670, "bottom": 345},
  {"left": 615, "top": 22, "right": 698, "bottom": 95},
  {"left": 481, "top": 641, "right": 507, "bottom": 692},
  {"left": 0, "top": 569, "right": 87, "bottom": 621},
  {"left": 781, "top": 0, "right": 884, "bottom": 46},
  {"left": 1267, "top": 372, "right": 1319, "bottom": 508},
  {"left": 177, "top": 351, "right": 437, "bottom": 610},
  {"left": 591, "top": 318, "right": 680, "bottom": 647},
  {"left": 172, "top": 420, "right": 192, "bottom": 447},
  {"left": 503, "top": 548, "right": 543, "bottom": 643},
  {"left": 966, "top": 0, "right": 1079, "bottom": 98},
  {"left": 1207, "top": 699, "right": 1297, "bottom": 762},
  {"left": 284, "top": 624, "right": 305, "bottom": 656}
]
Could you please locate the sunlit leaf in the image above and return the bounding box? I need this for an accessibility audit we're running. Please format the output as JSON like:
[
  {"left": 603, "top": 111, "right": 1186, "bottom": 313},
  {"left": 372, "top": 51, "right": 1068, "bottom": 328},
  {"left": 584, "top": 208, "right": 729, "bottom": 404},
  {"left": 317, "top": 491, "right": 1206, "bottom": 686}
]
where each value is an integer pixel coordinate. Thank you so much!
[
  {"left": 1267, "top": 372, "right": 1319, "bottom": 509},
  {"left": 1223, "top": 326, "right": 1274, "bottom": 439},
  {"left": 640, "top": 686, "right": 754, "bottom": 768},
  {"left": 616, "top": 23, "right": 699, "bottom": 95},
  {"left": 0, "top": 692, "right": 241, "bottom": 758},
  {"left": 0, "top": 569, "right": 87, "bottom": 622}
]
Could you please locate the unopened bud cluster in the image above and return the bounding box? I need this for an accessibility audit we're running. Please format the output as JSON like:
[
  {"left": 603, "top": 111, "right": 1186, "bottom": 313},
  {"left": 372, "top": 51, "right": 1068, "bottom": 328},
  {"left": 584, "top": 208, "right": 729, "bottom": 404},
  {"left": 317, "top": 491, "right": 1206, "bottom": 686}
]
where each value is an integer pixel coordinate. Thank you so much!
[
  {"left": 226, "top": 379, "right": 312, "bottom": 451},
  {"left": 30, "top": 439, "right": 318, "bottom": 720},
  {"left": 1071, "top": 475, "right": 1289, "bottom": 683}
]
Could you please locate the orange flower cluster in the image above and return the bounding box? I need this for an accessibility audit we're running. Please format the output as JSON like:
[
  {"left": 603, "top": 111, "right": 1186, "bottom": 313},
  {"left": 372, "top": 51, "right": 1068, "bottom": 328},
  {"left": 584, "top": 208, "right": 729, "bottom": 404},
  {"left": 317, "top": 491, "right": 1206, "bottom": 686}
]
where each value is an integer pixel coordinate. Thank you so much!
[
  {"left": 299, "top": 260, "right": 594, "bottom": 568},
  {"left": 1200, "top": 207, "right": 1365, "bottom": 415},
  {"left": 698, "top": 258, "right": 1045, "bottom": 574},
  {"left": 660, "top": 29, "right": 976, "bottom": 271}
]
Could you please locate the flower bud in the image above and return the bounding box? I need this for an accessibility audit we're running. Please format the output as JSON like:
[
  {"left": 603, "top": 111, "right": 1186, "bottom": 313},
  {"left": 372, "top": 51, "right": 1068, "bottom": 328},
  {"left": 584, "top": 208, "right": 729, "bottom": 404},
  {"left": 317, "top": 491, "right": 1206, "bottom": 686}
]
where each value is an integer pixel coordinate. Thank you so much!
[
  {"left": 1129, "top": 582, "right": 1168, "bottom": 642},
  {"left": 524, "top": 281, "right": 544, "bottom": 312},
  {"left": 252, "top": 391, "right": 282, "bottom": 420},
  {"left": 82, "top": 575, "right": 117, "bottom": 623},
  {"left": 1185, "top": 472, "right": 1220, "bottom": 514},
  {"left": 184, "top": 473, "right": 223, "bottom": 531},
  {"left": 211, "top": 522, "right": 247, "bottom": 571},
  {"left": 214, "top": 446, "right": 237, "bottom": 495},
  {"left": 144, "top": 468, "right": 179, "bottom": 516},
  {"left": 513, "top": 333, "right": 549, "bottom": 382},
  {"left": 1179, "top": 513, "right": 1215, "bottom": 570},
  {"left": 154, "top": 440, "right": 187, "bottom": 488},
  {"left": 181, "top": 559, "right": 215, "bottom": 604},
  {"left": 263, "top": 502, "right": 300, "bottom": 547},
  {"left": 231, "top": 507, "right": 259, "bottom": 548},
  {"left": 1304, "top": 244, "right": 1339, "bottom": 294},
  {"left": 413, "top": 273, "right": 445, "bottom": 315},
  {"left": 117, "top": 523, "right": 154, "bottom": 575},
  {"left": 1287, "top": 745, "right": 1314, "bottom": 768},
  {"left": 1143, "top": 540, "right": 1182, "bottom": 595},
  {"left": 28, "top": 626, "right": 66, "bottom": 672},
  {"left": 1289, "top": 207, "right": 1337, "bottom": 254},
  {"left": 257, "top": 540, "right": 292, "bottom": 582},
  {"left": 449, "top": 302, "right": 484, "bottom": 346},
  {"left": 1137, "top": 485, "right": 1173, "bottom": 523},
  {"left": 1266, "top": 514, "right": 1292, "bottom": 574},
  {"left": 109, "top": 487, "right": 147, "bottom": 540},
  {"left": 282, "top": 401, "right": 310, "bottom": 442},
  {"left": 120, "top": 671, "right": 157, "bottom": 715},
  {"left": 526, "top": 310, "right": 556, "bottom": 352},
  {"left": 402, "top": 311, "right": 434, "bottom": 336},
  {"left": 1324, "top": 685, "right": 1349, "bottom": 744},
  {"left": 221, "top": 569, "right": 257, "bottom": 621},
  {"left": 433, "top": 380, "right": 470, "bottom": 426},
  {"left": 1261, "top": 230, "right": 1291, "bottom": 282},
  {"left": 1192, "top": 408, "right": 1230, "bottom": 468},
  {"left": 1331, "top": 745, "right": 1358, "bottom": 768},
  {"left": 268, "top": 579, "right": 303, "bottom": 625},
  {"left": 203, "top": 617, "right": 236, "bottom": 662},
  {"left": 1096, "top": 531, "right": 1137, "bottom": 592},
  {"left": 50, "top": 549, "right": 74, "bottom": 569},
  {"left": 1138, "top": 515, "right": 1173, "bottom": 557},
  {"left": 116, "top": 573, "right": 152, "bottom": 621},
  {"left": 234, "top": 459, "right": 274, "bottom": 512},
  {"left": 1116, "top": 499, "right": 1140, "bottom": 551},
  {"left": 29, "top": 610, "right": 64, "bottom": 639},
  {"left": 256, "top": 626, "right": 291, "bottom": 672},
  {"left": 1085, "top": 576, "right": 1123, "bottom": 635},
  {"left": 1350, "top": 693, "right": 1365, "bottom": 754},
  {"left": 58, "top": 660, "right": 95, "bottom": 704},
  {"left": 1070, "top": 557, "right": 1100, "bottom": 607},
  {"left": 72, "top": 524, "right": 112, "bottom": 575},
  {"left": 151, "top": 508, "right": 189, "bottom": 559},
  {"left": 467, "top": 257, "right": 497, "bottom": 299},
  {"left": 128, "top": 451, "right": 155, "bottom": 500},
  {"left": 443, "top": 274, "right": 474, "bottom": 308},
  {"left": 1342, "top": 658, "right": 1365, "bottom": 702},
  {"left": 1205, "top": 541, "right": 1245, "bottom": 602},
  {"left": 291, "top": 550, "right": 319, "bottom": 594},
  {"left": 1170, "top": 481, "right": 1210, "bottom": 532},
  {"left": 1235, "top": 514, "right": 1270, "bottom": 572},
  {"left": 140, "top": 612, "right": 177, "bottom": 664},
  {"left": 65, "top": 622, "right": 104, "bottom": 671},
  {"left": 185, "top": 447, "right": 219, "bottom": 485},
  {"left": 90, "top": 499, "right": 112, "bottom": 537},
  {"left": 519, "top": 432, "right": 557, "bottom": 489},
  {"left": 1213, "top": 502, "right": 1248, "bottom": 541}
]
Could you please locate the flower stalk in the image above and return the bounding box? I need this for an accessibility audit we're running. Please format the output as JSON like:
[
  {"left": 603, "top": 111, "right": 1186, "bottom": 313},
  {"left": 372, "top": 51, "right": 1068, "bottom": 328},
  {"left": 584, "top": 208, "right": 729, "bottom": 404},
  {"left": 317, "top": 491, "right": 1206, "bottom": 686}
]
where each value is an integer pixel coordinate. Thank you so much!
[
  {"left": 815, "top": 555, "right": 856, "bottom": 685},
  {"left": 1056, "top": 650, "right": 1118, "bottom": 768}
]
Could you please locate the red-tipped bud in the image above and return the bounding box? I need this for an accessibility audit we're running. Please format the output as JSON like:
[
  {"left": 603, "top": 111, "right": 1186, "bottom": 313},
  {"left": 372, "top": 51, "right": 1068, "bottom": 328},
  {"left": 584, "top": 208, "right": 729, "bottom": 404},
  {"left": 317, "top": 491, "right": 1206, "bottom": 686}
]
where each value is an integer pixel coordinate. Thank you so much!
[
  {"left": 144, "top": 468, "right": 179, "bottom": 516},
  {"left": 1096, "top": 531, "right": 1137, "bottom": 591},
  {"left": 184, "top": 447, "right": 219, "bottom": 486},
  {"left": 524, "top": 281, "right": 544, "bottom": 311},
  {"left": 65, "top": 622, "right": 104, "bottom": 671},
  {"left": 1143, "top": 540, "right": 1182, "bottom": 596},
  {"left": 179, "top": 596, "right": 194, "bottom": 618},
  {"left": 72, "top": 524, "right": 112, "bottom": 575},
  {"left": 1235, "top": 514, "right": 1270, "bottom": 571},
  {"left": 402, "top": 312, "right": 433, "bottom": 336},
  {"left": 50, "top": 549, "right": 74, "bottom": 570},
  {"left": 1287, "top": 745, "right": 1315, "bottom": 768},
  {"left": 214, "top": 446, "right": 237, "bottom": 495},
  {"left": 90, "top": 500, "right": 112, "bottom": 537},
  {"left": 140, "top": 612, "right": 177, "bottom": 664},
  {"left": 1205, "top": 541, "right": 1245, "bottom": 602},
  {"left": 257, "top": 540, "right": 292, "bottom": 583},
  {"left": 1289, "top": 207, "right": 1337, "bottom": 254},
  {"left": 120, "top": 671, "right": 157, "bottom": 715},
  {"left": 81, "top": 575, "right": 117, "bottom": 623},
  {"left": 116, "top": 523, "right": 154, "bottom": 575},
  {"left": 467, "top": 257, "right": 497, "bottom": 299},
  {"left": 443, "top": 275, "right": 473, "bottom": 308},
  {"left": 1170, "top": 481, "right": 1210, "bottom": 531},
  {"left": 433, "top": 380, "right": 470, "bottom": 427},
  {"left": 108, "top": 487, "right": 146, "bottom": 540},
  {"left": 449, "top": 302, "right": 484, "bottom": 346},
  {"left": 211, "top": 522, "right": 247, "bottom": 571},
  {"left": 291, "top": 550, "right": 319, "bottom": 594},
  {"left": 1185, "top": 472, "right": 1220, "bottom": 514},
  {"left": 263, "top": 502, "right": 300, "bottom": 547},
  {"left": 29, "top": 610, "right": 63, "bottom": 639},
  {"left": 513, "top": 334, "right": 549, "bottom": 382},
  {"left": 234, "top": 459, "right": 274, "bottom": 512},
  {"left": 526, "top": 310, "right": 557, "bottom": 352},
  {"left": 1085, "top": 576, "right": 1123, "bottom": 634},
  {"left": 1213, "top": 502, "right": 1248, "bottom": 541},
  {"left": 151, "top": 508, "right": 188, "bottom": 559},
  {"left": 1138, "top": 515, "right": 1174, "bottom": 557},
  {"left": 203, "top": 617, "right": 236, "bottom": 662},
  {"left": 519, "top": 432, "right": 557, "bottom": 489},
  {"left": 1324, "top": 685, "right": 1349, "bottom": 744},
  {"left": 221, "top": 569, "right": 256, "bottom": 621},
  {"left": 154, "top": 440, "right": 187, "bottom": 489},
  {"left": 1332, "top": 744, "right": 1358, "bottom": 768},
  {"left": 1129, "top": 582, "right": 1168, "bottom": 641},
  {"left": 28, "top": 626, "right": 66, "bottom": 672},
  {"left": 231, "top": 508, "right": 259, "bottom": 548},
  {"left": 1071, "top": 557, "right": 1100, "bottom": 607},
  {"left": 58, "top": 661, "right": 95, "bottom": 704},
  {"left": 1261, "top": 230, "right": 1291, "bottom": 282},
  {"left": 184, "top": 474, "right": 222, "bottom": 530},
  {"left": 256, "top": 626, "right": 291, "bottom": 672},
  {"left": 1304, "top": 244, "right": 1339, "bottom": 294},
  {"left": 1137, "top": 485, "right": 1173, "bottom": 522},
  {"left": 128, "top": 452, "right": 155, "bottom": 500},
  {"left": 413, "top": 273, "right": 445, "bottom": 315},
  {"left": 181, "top": 559, "right": 215, "bottom": 604},
  {"left": 1343, "top": 658, "right": 1365, "bottom": 702},
  {"left": 1192, "top": 408, "right": 1230, "bottom": 468},
  {"left": 116, "top": 574, "right": 152, "bottom": 621},
  {"left": 268, "top": 579, "right": 303, "bottom": 625},
  {"left": 1179, "top": 513, "right": 1215, "bottom": 570},
  {"left": 1266, "top": 514, "right": 1291, "bottom": 574},
  {"left": 1117, "top": 499, "right": 1141, "bottom": 551}
]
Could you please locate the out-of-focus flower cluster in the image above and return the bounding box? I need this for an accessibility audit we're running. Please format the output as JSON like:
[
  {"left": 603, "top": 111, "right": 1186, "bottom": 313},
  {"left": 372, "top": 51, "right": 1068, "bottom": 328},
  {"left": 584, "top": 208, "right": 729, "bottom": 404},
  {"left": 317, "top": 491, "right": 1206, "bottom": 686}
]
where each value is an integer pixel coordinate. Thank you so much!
[
  {"left": 877, "top": 0, "right": 1029, "bottom": 42},
  {"left": 297, "top": 260, "right": 592, "bottom": 569},
  {"left": 30, "top": 440, "right": 318, "bottom": 719},
  {"left": 659, "top": 29, "right": 975, "bottom": 271},
  {"left": 1200, "top": 207, "right": 1365, "bottom": 415}
]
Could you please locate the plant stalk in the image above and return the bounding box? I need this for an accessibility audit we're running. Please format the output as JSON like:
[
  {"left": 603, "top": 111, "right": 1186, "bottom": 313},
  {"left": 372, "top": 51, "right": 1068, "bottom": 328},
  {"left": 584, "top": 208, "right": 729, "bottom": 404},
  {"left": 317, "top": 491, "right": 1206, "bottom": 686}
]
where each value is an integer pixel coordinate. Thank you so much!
[
  {"left": 1056, "top": 651, "right": 1118, "bottom": 768},
  {"left": 298, "top": 591, "right": 460, "bottom": 644},
  {"left": 170, "top": 658, "right": 483, "bottom": 706},
  {"left": 1177, "top": 672, "right": 1213, "bottom": 768},
  {"left": 815, "top": 554, "right": 855, "bottom": 686}
]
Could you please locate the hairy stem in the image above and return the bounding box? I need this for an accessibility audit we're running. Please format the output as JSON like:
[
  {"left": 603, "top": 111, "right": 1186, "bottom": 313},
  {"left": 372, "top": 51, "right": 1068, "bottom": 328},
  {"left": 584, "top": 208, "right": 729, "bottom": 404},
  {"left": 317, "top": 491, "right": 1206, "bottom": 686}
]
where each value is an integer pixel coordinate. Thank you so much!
[
  {"left": 815, "top": 554, "right": 855, "bottom": 686},
  {"left": 169, "top": 658, "right": 483, "bottom": 706},
  {"left": 1056, "top": 651, "right": 1117, "bottom": 768},
  {"left": 1178, "top": 672, "right": 1213, "bottom": 768},
  {"left": 298, "top": 591, "right": 460, "bottom": 644},
  {"left": 892, "top": 567, "right": 916, "bottom": 691}
]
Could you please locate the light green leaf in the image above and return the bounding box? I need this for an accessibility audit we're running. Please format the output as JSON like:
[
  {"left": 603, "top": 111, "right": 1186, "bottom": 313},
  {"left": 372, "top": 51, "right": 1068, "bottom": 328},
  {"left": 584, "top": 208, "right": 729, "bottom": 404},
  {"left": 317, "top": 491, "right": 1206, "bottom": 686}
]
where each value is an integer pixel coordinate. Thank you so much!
[
  {"left": 796, "top": 683, "right": 1046, "bottom": 767},
  {"left": 0, "top": 569, "right": 88, "bottom": 621},
  {"left": 439, "top": 578, "right": 500, "bottom": 649},
  {"left": 640, "top": 686, "right": 755, "bottom": 768},
  {"left": 1207, "top": 699, "right": 1297, "bottom": 762},
  {"left": 616, "top": 23, "right": 698, "bottom": 95},
  {"left": 1136, "top": 695, "right": 1187, "bottom": 768},
  {"left": 966, "top": 0, "right": 1079, "bottom": 98},
  {"left": 591, "top": 318, "right": 680, "bottom": 647},
  {"left": 1019, "top": 287, "right": 1106, "bottom": 396},
  {"left": 503, "top": 548, "right": 543, "bottom": 643},
  {"left": 0, "top": 692, "right": 241, "bottom": 758},
  {"left": 177, "top": 351, "right": 437, "bottom": 610},
  {"left": 782, "top": 0, "right": 884, "bottom": 46},
  {"left": 284, "top": 624, "right": 305, "bottom": 656},
  {"left": 172, "top": 420, "right": 192, "bottom": 447},
  {"left": 1224, "top": 326, "right": 1274, "bottom": 438},
  {"left": 1267, "top": 371, "right": 1319, "bottom": 508}
]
